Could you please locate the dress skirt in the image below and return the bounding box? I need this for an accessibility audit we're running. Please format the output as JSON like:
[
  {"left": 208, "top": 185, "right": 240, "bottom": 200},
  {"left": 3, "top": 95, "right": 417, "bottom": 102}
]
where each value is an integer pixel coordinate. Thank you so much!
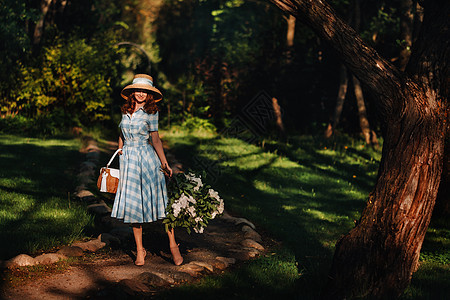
[{"left": 111, "top": 110, "right": 168, "bottom": 223}]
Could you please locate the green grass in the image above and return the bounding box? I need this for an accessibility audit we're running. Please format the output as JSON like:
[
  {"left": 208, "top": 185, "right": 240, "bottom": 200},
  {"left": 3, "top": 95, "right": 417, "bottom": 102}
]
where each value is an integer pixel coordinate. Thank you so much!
[
  {"left": 0, "top": 134, "right": 94, "bottom": 259},
  {"left": 158, "top": 128, "right": 449, "bottom": 299}
]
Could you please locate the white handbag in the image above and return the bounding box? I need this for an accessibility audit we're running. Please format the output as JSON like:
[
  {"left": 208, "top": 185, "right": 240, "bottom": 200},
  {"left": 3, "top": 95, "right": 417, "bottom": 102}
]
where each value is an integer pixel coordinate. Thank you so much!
[{"left": 97, "top": 149, "right": 121, "bottom": 193}]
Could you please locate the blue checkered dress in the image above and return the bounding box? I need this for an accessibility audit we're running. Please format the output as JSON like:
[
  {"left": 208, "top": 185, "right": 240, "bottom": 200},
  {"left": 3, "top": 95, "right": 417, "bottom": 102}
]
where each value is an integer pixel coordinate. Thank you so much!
[{"left": 111, "top": 109, "right": 168, "bottom": 223}]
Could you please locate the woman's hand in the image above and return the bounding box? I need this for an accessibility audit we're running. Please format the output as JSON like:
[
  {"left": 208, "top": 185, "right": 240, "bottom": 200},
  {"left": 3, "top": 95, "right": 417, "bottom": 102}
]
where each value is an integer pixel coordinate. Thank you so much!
[
  {"left": 118, "top": 149, "right": 123, "bottom": 155},
  {"left": 162, "top": 163, "right": 173, "bottom": 177}
]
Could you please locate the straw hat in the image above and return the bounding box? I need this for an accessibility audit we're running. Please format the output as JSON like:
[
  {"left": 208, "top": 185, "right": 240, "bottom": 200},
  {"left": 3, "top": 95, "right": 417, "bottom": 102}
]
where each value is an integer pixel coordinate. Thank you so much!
[{"left": 121, "top": 74, "right": 163, "bottom": 102}]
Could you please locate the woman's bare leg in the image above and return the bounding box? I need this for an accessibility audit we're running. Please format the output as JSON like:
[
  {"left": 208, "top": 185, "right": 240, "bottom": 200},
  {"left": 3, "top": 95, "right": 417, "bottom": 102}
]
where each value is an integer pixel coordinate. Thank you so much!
[
  {"left": 132, "top": 224, "right": 146, "bottom": 265},
  {"left": 167, "top": 228, "right": 183, "bottom": 265}
]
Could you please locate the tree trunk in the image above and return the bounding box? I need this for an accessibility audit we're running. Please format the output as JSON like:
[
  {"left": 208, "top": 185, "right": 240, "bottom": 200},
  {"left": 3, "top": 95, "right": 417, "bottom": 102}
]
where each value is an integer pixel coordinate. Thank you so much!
[
  {"left": 33, "top": 0, "right": 53, "bottom": 45},
  {"left": 352, "top": 0, "right": 378, "bottom": 146},
  {"left": 269, "top": 0, "right": 448, "bottom": 298},
  {"left": 398, "top": 0, "right": 414, "bottom": 71},
  {"left": 286, "top": 14, "right": 296, "bottom": 48},
  {"left": 284, "top": 15, "right": 296, "bottom": 64},
  {"left": 353, "top": 76, "right": 378, "bottom": 146},
  {"left": 272, "top": 97, "right": 286, "bottom": 139},
  {"left": 324, "top": 64, "right": 348, "bottom": 138}
]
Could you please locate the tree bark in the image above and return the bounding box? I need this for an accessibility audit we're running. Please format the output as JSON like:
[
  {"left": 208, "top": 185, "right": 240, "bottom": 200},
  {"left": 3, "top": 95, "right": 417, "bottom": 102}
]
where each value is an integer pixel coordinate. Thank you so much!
[
  {"left": 33, "top": 0, "right": 53, "bottom": 45},
  {"left": 269, "top": 0, "right": 448, "bottom": 298},
  {"left": 353, "top": 76, "right": 378, "bottom": 146},
  {"left": 272, "top": 97, "right": 286, "bottom": 139},
  {"left": 284, "top": 14, "right": 296, "bottom": 64},
  {"left": 324, "top": 64, "right": 348, "bottom": 138}
]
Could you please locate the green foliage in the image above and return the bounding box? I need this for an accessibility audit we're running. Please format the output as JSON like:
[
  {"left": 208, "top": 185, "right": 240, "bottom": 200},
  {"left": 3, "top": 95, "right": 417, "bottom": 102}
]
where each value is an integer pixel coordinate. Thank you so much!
[
  {"left": 7, "top": 36, "right": 123, "bottom": 125},
  {"left": 0, "top": 0, "right": 37, "bottom": 106},
  {"left": 178, "top": 115, "right": 217, "bottom": 132}
]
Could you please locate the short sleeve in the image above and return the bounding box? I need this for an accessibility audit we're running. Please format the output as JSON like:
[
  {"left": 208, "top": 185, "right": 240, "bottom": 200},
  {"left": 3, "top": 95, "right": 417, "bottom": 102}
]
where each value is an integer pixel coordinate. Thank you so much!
[{"left": 147, "top": 111, "right": 159, "bottom": 132}]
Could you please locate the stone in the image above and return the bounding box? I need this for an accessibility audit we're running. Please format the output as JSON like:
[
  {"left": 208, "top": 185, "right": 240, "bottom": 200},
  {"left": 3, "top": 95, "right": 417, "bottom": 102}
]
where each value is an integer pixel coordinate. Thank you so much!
[
  {"left": 75, "top": 184, "right": 88, "bottom": 192},
  {"left": 244, "top": 230, "right": 262, "bottom": 243},
  {"left": 5, "top": 254, "right": 36, "bottom": 268},
  {"left": 215, "top": 256, "right": 236, "bottom": 265},
  {"left": 241, "top": 225, "right": 253, "bottom": 233},
  {"left": 74, "top": 189, "right": 94, "bottom": 198},
  {"left": 171, "top": 271, "right": 193, "bottom": 283},
  {"left": 148, "top": 271, "right": 175, "bottom": 284},
  {"left": 57, "top": 246, "right": 84, "bottom": 257},
  {"left": 211, "top": 260, "right": 228, "bottom": 270},
  {"left": 220, "top": 211, "right": 236, "bottom": 223},
  {"left": 77, "top": 176, "right": 95, "bottom": 185},
  {"left": 77, "top": 170, "right": 95, "bottom": 179},
  {"left": 179, "top": 262, "right": 205, "bottom": 277},
  {"left": 190, "top": 261, "right": 214, "bottom": 272},
  {"left": 240, "top": 239, "right": 264, "bottom": 251},
  {"left": 229, "top": 248, "right": 260, "bottom": 260},
  {"left": 119, "top": 278, "right": 152, "bottom": 295},
  {"left": 85, "top": 144, "right": 100, "bottom": 153},
  {"left": 34, "top": 253, "right": 66, "bottom": 265},
  {"left": 80, "top": 161, "right": 97, "bottom": 172},
  {"left": 234, "top": 218, "right": 256, "bottom": 230},
  {"left": 136, "top": 272, "right": 173, "bottom": 286},
  {"left": 98, "top": 233, "right": 121, "bottom": 246},
  {"left": 87, "top": 201, "right": 112, "bottom": 215},
  {"left": 72, "top": 239, "right": 106, "bottom": 252},
  {"left": 86, "top": 152, "right": 100, "bottom": 161}
]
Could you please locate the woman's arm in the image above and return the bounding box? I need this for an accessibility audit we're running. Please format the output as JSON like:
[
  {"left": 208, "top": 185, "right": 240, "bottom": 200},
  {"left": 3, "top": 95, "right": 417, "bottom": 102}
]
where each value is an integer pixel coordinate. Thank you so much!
[
  {"left": 150, "top": 131, "right": 173, "bottom": 177},
  {"left": 118, "top": 134, "right": 124, "bottom": 155}
]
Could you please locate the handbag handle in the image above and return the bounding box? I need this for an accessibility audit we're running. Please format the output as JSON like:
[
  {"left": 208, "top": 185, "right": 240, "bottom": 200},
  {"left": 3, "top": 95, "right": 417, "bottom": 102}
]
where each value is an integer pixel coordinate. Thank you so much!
[{"left": 106, "top": 148, "right": 122, "bottom": 168}]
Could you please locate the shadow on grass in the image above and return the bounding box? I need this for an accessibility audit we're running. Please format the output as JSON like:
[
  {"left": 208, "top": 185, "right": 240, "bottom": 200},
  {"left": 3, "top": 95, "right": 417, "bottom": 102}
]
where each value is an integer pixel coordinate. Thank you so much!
[
  {"left": 0, "top": 137, "right": 92, "bottom": 260},
  {"left": 156, "top": 132, "right": 378, "bottom": 299}
]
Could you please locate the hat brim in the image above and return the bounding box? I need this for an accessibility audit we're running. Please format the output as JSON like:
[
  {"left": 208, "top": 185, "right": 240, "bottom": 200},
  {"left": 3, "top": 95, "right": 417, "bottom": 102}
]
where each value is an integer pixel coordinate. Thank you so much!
[{"left": 121, "top": 83, "right": 163, "bottom": 102}]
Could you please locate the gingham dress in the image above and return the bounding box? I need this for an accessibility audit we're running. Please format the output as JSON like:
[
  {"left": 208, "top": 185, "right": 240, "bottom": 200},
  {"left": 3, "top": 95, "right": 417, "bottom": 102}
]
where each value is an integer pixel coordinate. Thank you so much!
[{"left": 111, "top": 109, "right": 168, "bottom": 223}]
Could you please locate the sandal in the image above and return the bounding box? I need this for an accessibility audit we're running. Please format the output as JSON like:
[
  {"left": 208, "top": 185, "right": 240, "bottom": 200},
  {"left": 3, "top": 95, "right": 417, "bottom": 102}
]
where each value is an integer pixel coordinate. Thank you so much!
[
  {"left": 170, "top": 244, "right": 183, "bottom": 266},
  {"left": 134, "top": 248, "right": 147, "bottom": 266}
]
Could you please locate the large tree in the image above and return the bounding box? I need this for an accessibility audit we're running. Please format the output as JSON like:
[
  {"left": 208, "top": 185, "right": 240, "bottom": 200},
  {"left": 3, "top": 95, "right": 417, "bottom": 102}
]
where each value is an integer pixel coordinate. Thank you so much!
[{"left": 269, "top": 0, "right": 448, "bottom": 299}]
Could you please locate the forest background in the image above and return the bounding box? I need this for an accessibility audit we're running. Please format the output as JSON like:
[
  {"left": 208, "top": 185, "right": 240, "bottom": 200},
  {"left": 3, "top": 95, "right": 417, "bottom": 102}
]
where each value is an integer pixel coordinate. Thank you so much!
[{"left": 0, "top": 0, "right": 403, "bottom": 137}]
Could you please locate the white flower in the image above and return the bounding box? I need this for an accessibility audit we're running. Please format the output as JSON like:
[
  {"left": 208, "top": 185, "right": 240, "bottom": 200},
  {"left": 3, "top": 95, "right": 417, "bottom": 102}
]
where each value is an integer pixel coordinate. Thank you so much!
[
  {"left": 194, "top": 216, "right": 203, "bottom": 223},
  {"left": 177, "top": 193, "right": 190, "bottom": 208},
  {"left": 211, "top": 211, "right": 217, "bottom": 219},
  {"left": 185, "top": 173, "right": 203, "bottom": 191},
  {"left": 187, "top": 195, "right": 196, "bottom": 204},
  {"left": 208, "top": 189, "right": 219, "bottom": 199},
  {"left": 187, "top": 206, "right": 196, "bottom": 217},
  {"left": 172, "top": 203, "right": 182, "bottom": 217},
  {"left": 217, "top": 198, "right": 224, "bottom": 214},
  {"left": 194, "top": 226, "right": 204, "bottom": 234}
]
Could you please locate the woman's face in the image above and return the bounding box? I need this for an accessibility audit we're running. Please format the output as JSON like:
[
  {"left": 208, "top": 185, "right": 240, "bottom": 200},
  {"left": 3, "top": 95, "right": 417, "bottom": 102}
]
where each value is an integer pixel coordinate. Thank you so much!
[{"left": 134, "top": 90, "right": 148, "bottom": 103}]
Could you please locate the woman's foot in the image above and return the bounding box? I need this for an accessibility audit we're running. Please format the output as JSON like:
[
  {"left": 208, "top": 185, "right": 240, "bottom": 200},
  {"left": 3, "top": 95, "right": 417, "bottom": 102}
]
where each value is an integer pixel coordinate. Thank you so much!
[
  {"left": 170, "top": 244, "right": 183, "bottom": 266},
  {"left": 135, "top": 248, "right": 147, "bottom": 266}
]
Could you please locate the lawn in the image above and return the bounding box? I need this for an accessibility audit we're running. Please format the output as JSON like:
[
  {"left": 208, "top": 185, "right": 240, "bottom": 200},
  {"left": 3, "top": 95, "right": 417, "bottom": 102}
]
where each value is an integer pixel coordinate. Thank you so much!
[
  {"left": 158, "top": 128, "right": 449, "bottom": 299},
  {"left": 0, "top": 134, "right": 94, "bottom": 260}
]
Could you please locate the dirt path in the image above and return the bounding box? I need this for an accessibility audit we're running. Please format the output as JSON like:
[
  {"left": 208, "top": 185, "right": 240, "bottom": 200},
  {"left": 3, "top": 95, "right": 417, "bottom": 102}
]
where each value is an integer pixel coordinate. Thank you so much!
[{"left": 2, "top": 216, "right": 266, "bottom": 299}]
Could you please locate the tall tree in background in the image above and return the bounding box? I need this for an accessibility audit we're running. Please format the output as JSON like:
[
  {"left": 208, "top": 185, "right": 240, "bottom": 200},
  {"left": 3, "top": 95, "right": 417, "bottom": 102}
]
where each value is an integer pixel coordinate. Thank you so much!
[{"left": 270, "top": 0, "right": 448, "bottom": 298}]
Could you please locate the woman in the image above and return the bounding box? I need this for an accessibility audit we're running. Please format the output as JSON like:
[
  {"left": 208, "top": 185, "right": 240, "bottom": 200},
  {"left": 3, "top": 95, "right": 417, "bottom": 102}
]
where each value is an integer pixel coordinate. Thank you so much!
[{"left": 111, "top": 74, "right": 183, "bottom": 266}]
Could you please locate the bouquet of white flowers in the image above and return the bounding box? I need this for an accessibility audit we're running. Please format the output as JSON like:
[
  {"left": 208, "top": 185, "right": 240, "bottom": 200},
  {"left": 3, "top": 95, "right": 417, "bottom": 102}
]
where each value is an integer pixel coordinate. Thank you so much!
[{"left": 164, "top": 171, "right": 224, "bottom": 234}]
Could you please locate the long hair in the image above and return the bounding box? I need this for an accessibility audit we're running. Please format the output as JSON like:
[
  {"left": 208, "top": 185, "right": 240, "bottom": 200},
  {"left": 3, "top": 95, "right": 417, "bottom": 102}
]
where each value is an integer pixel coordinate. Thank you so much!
[{"left": 121, "top": 92, "right": 159, "bottom": 115}]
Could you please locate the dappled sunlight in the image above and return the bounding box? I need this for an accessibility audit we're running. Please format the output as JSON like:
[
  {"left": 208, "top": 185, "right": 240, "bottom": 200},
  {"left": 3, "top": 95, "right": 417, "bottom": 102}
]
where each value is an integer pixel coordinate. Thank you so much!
[
  {"left": 164, "top": 129, "right": 381, "bottom": 265},
  {"left": 0, "top": 134, "right": 91, "bottom": 259}
]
